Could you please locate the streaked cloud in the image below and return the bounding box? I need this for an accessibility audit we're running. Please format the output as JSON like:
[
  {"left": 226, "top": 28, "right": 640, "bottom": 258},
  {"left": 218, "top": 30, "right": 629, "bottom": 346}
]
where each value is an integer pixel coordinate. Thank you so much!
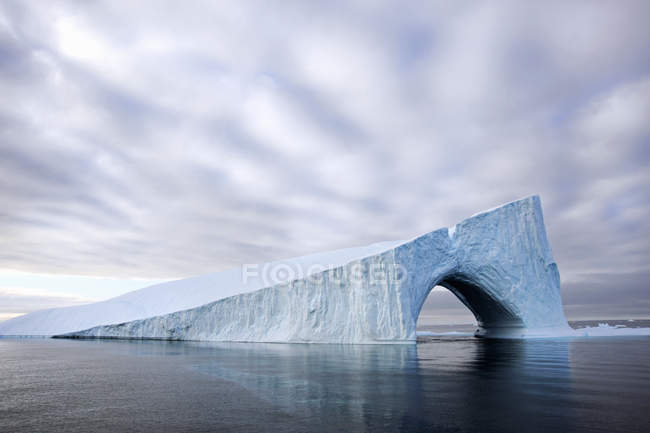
[
  {"left": 1, "top": 0, "right": 649, "bottom": 320},
  {"left": 0, "top": 287, "right": 91, "bottom": 321}
]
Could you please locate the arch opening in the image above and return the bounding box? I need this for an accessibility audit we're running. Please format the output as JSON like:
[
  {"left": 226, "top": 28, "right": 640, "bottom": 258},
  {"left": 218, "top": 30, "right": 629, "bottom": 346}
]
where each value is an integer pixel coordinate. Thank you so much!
[
  {"left": 416, "top": 285, "right": 475, "bottom": 328},
  {"left": 415, "top": 274, "right": 525, "bottom": 337}
]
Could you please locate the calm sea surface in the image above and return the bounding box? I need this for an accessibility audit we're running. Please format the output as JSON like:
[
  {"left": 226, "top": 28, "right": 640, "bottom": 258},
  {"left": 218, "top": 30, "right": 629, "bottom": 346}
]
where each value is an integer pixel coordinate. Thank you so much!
[{"left": 1, "top": 325, "right": 649, "bottom": 432}]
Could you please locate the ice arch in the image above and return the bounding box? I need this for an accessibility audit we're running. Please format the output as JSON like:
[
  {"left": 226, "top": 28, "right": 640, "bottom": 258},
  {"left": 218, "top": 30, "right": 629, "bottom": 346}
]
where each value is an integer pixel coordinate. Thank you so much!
[{"left": 59, "top": 196, "right": 571, "bottom": 342}]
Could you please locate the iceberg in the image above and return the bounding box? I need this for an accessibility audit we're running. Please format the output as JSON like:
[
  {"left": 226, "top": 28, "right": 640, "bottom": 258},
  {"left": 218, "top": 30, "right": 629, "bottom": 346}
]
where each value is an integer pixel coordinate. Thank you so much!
[
  {"left": 0, "top": 241, "right": 402, "bottom": 336},
  {"left": 55, "top": 195, "right": 573, "bottom": 342}
]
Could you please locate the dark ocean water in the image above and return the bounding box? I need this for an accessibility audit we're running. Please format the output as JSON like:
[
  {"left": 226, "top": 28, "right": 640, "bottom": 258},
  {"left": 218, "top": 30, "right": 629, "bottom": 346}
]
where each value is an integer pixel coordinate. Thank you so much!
[{"left": 1, "top": 330, "right": 649, "bottom": 432}]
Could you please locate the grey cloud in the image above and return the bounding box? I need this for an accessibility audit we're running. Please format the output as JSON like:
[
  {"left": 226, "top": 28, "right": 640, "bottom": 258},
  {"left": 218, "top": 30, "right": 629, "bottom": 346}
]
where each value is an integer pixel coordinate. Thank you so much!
[
  {"left": 0, "top": 289, "right": 90, "bottom": 316},
  {"left": 562, "top": 272, "right": 650, "bottom": 307},
  {"left": 0, "top": 0, "right": 649, "bottom": 319}
]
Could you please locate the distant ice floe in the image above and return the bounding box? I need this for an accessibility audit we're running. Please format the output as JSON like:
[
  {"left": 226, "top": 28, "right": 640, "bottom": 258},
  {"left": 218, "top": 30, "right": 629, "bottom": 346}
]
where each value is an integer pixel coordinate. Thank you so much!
[
  {"left": 417, "top": 324, "right": 650, "bottom": 339},
  {"left": 416, "top": 331, "right": 474, "bottom": 337},
  {"left": 571, "top": 323, "right": 650, "bottom": 337}
]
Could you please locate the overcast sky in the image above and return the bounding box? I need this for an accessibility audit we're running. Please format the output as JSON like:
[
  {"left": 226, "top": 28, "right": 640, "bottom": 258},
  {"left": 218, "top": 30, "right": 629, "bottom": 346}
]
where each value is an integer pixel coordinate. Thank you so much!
[{"left": 1, "top": 1, "right": 649, "bottom": 323}]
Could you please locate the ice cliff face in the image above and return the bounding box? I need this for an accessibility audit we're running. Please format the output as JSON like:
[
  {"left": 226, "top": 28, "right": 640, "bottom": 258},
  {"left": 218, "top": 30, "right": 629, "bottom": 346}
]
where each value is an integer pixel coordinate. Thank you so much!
[{"left": 59, "top": 195, "right": 571, "bottom": 342}]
